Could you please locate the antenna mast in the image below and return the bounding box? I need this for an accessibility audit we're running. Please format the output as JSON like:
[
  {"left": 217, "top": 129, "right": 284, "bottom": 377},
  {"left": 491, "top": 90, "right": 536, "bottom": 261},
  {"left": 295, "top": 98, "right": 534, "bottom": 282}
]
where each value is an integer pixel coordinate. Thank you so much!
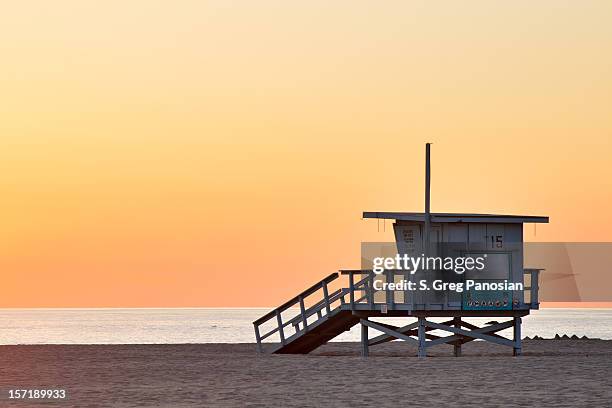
[{"left": 424, "top": 143, "right": 431, "bottom": 258}]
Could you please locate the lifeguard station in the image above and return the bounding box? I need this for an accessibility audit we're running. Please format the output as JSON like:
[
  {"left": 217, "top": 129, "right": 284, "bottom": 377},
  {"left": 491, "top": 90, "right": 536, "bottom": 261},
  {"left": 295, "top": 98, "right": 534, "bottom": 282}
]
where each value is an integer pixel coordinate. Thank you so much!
[{"left": 253, "top": 144, "right": 548, "bottom": 357}]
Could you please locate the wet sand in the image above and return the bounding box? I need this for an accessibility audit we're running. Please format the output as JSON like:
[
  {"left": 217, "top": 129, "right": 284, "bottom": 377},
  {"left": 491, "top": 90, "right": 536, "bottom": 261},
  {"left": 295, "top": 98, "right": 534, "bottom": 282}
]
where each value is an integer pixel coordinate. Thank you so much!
[{"left": 0, "top": 340, "right": 610, "bottom": 407}]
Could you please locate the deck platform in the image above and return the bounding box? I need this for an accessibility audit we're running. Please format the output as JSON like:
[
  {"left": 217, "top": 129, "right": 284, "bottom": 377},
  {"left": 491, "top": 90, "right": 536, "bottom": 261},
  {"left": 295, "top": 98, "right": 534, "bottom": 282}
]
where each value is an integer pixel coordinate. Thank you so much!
[{"left": 254, "top": 270, "right": 539, "bottom": 356}]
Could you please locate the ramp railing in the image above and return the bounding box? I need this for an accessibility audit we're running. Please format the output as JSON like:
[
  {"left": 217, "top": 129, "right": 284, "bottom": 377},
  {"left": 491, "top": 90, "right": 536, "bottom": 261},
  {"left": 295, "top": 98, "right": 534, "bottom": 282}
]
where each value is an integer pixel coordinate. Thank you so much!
[
  {"left": 340, "top": 270, "right": 375, "bottom": 308},
  {"left": 253, "top": 272, "right": 345, "bottom": 353},
  {"left": 524, "top": 268, "right": 543, "bottom": 309},
  {"left": 340, "top": 268, "right": 545, "bottom": 311}
]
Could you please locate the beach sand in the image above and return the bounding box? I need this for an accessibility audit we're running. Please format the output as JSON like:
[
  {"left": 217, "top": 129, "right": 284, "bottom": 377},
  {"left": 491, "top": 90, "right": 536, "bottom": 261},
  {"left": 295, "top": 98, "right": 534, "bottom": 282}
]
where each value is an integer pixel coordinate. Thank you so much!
[{"left": 0, "top": 340, "right": 610, "bottom": 407}]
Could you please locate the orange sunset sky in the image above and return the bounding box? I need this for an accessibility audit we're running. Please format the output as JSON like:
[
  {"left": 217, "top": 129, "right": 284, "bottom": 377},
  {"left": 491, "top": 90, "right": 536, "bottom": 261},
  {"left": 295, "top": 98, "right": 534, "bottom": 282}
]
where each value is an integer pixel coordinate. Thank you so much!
[{"left": 1, "top": 1, "right": 611, "bottom": 307}]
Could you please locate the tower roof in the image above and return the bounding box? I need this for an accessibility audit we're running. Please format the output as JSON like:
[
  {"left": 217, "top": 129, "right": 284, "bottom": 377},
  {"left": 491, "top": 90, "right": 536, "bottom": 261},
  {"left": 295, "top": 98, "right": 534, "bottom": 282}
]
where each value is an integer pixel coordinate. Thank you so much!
[{"left": 363, "top": 212, "right": 549, "bottom": 224}]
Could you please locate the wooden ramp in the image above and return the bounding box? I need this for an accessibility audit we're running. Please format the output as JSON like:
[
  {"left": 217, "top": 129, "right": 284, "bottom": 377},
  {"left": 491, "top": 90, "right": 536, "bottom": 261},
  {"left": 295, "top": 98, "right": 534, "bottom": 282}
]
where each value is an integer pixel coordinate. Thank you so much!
[{"left": 272, "top": 309, "right": 359, "bottom": 354}]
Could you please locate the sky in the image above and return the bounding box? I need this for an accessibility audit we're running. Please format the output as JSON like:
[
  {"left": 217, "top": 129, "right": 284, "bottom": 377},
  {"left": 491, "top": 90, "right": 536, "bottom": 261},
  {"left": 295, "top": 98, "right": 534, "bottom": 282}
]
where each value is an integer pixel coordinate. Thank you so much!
[{"left": 1, "top": 1, "right": 611, "bottom": 307}]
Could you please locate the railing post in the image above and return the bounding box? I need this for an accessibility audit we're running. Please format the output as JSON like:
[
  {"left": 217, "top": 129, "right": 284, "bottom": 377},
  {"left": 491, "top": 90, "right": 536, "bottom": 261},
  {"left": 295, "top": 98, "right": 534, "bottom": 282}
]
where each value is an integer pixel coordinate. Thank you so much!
[
  {"left": 276, "top": 310, "right": 286, "bottom": 345},
  {"left": 254, "top": 323, "right": 263, "bottom": 353},
  {"left": 385, "top": 270, "right": 393, "bottom": 310},
  {"left": 531, "top": 270, "right": 540, "bottom": 308},
  {"left": 299, "top": 295, "right": 308, "bottom": 331},
  {"left": 367, "top": 271, "right": 374, "bottom": 307},
  {"left": 404, "top": 271, "right": 410, "bottom": 308},
  {"left": 322, "top": 282, "right": 331, "bottom": 315},
  {"left": 349, "top": 272, "right": 355, "bottom": 310}
]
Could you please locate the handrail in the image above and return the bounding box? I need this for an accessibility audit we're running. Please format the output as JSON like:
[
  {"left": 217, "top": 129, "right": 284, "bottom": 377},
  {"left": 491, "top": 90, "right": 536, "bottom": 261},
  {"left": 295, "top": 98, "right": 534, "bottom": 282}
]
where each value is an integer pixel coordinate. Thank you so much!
[
  {"left": 524, "top": 268, "right": 543, "bottom": 308},
  {"left": 259, "top": 287, "right": 349, "bottom": 342},
  {"left": 253, "top": 272, "right": 343, "bottom": 351},
  {"left": 288, "top": 288, "right": 345, "bottom": 328},
  {"left": 259, "top": 315, "right": 293, "bottom": 342},
  {"left": 339, "top": 269, "right": 376, "bottom": 309},
  {"left": 344, "top": 268, "right": 545, "bottom": 310},
  {"left": 340, "top": 269, "right": 373, "bottom": 275},
  {"left": 253, "top": 272, "right": 339, "bottom": 326}
]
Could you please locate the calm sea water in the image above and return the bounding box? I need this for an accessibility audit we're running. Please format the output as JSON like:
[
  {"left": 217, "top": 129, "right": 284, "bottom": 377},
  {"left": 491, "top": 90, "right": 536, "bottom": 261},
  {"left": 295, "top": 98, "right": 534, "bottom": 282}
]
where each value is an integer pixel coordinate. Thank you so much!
[{"left": 0, "top": 308, "right": 610, "bottom": 345}]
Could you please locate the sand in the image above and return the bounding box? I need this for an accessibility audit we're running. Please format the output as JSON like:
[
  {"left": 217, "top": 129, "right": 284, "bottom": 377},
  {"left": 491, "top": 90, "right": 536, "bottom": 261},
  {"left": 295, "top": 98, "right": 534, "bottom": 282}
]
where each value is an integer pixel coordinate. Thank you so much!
[{"left": 0, "top": 340, "right": 610, "bottom": 407}]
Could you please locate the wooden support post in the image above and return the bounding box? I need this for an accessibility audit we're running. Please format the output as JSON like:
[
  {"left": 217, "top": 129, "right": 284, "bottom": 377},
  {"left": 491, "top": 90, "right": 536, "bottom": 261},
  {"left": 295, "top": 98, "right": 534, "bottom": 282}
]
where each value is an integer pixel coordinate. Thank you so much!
[
  {"left": 322, "top": 282, "right": 331, "bottom": 315},
  {"left": 361, "top": 320, "right": 369, "bottom": 357},
  {"left": 254, "top": 324, "right": 263, "bottom": 353},
  {"left": 453, "top": 317, "right": 462, "bottom": 357},
  {"left": 513, "top": 316, "right": 522, "bottom": 356},
  {"left": 276, "top": 310, "right": 285, "bottom": 345},
  {"left": 299, "top": 295, "right": 307, "bottom": 331},
  {"left": 418, "top": 317, "right": 426, "bottom": 358},
  {"left": 349, "top": 273, "right": 355, "bottom": 310}
]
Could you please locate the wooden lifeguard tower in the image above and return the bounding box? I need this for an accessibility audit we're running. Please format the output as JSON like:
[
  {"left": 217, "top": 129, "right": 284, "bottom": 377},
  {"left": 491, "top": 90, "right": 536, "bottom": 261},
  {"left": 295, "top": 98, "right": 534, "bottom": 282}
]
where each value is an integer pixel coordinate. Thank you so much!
[{"left": 253, "top": 144, "right": 548, "bottom": 357}]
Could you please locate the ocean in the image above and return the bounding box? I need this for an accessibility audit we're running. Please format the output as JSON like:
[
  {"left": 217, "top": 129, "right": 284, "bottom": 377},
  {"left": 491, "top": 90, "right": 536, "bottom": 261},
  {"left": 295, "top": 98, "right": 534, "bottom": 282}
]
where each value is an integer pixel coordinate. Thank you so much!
[{"left": 0, "top": 308, "right": 611, "bottom": 345}]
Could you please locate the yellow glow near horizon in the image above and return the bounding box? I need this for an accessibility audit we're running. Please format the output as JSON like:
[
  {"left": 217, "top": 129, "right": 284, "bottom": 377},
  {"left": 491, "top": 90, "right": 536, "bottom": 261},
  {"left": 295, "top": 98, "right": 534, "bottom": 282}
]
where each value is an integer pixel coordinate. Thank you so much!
[{"left": 1, "top": 1, "right": 611, "bottom": 306}]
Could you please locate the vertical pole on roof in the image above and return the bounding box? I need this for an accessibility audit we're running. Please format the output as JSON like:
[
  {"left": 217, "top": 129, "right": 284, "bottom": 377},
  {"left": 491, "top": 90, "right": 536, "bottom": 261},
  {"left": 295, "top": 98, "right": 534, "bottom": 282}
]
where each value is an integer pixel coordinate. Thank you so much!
[{"left": 424, "top": 143, "right": 431, "bottom": 259}]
